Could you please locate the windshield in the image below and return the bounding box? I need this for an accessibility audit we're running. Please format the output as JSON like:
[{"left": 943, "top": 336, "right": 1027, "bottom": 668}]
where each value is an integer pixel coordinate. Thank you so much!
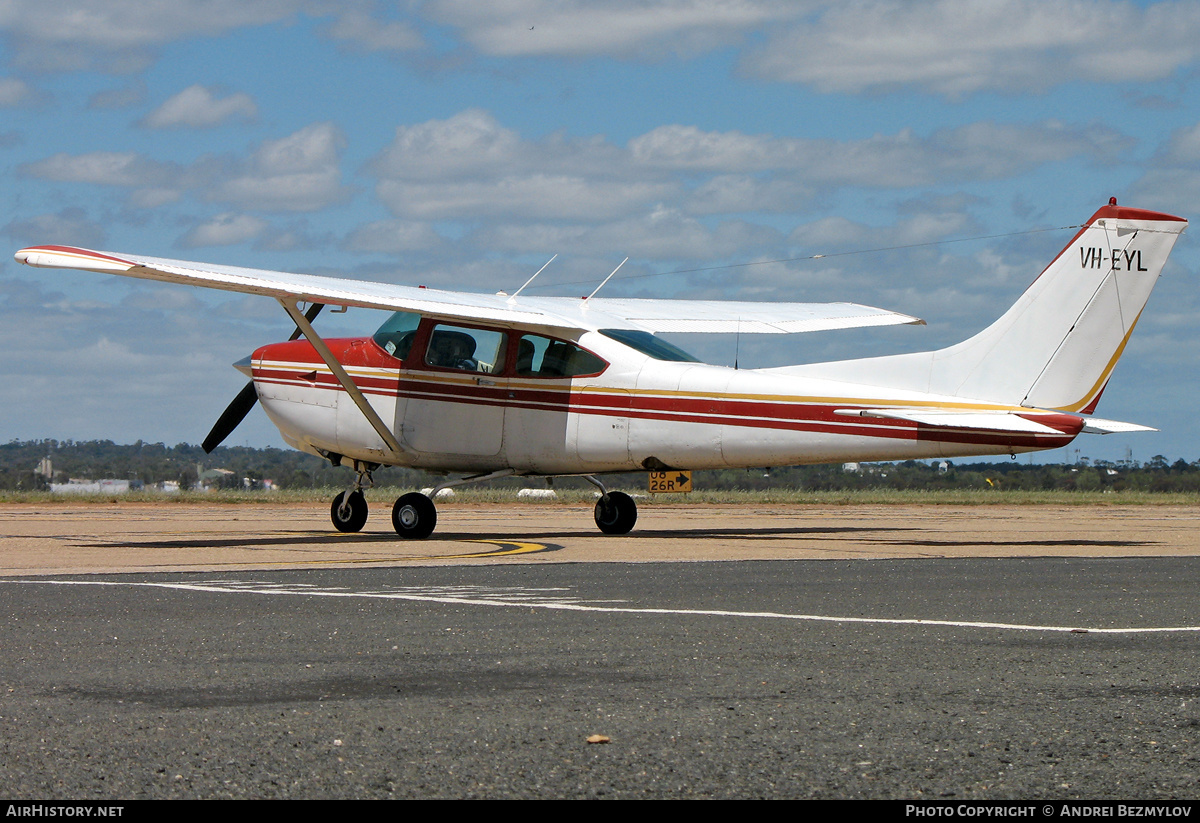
[
  {"left": 599, "top": 329, "right": 701, "bottom": 362},
  {"left": 372, "top": 311, "right": 421, "bottom": 359}
]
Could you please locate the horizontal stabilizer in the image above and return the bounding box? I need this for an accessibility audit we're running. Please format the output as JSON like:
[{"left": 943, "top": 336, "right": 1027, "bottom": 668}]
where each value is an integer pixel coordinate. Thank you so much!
[
  {"left": 1079, "top": 417, "right": 1157, "bottom": 434},
  {"left": 835, "top": 408, "right": 1065, "bottom": 434}
]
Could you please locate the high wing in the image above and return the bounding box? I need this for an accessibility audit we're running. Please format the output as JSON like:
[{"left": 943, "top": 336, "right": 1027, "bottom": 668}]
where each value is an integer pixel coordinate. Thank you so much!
[{"left": 14, "top": 245, "right": 923, "bottom": 334}]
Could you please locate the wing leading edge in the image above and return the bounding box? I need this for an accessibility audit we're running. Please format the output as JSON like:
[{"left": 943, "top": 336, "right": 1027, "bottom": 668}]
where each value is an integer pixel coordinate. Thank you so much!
[{"left": 14, "top": 245, "right": 923, "bottom": 335}]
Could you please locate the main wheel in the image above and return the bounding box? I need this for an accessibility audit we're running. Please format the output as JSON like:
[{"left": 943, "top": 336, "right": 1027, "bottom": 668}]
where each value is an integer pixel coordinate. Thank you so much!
[
  {"left": 594, "top": 491, "right": 637, "bottom": 534},
  {"left": 330, "top": 490, "right": 368, "bottom": 532},
  {"left": 392, "top": 492, "right": 437, "bottom": 539}
]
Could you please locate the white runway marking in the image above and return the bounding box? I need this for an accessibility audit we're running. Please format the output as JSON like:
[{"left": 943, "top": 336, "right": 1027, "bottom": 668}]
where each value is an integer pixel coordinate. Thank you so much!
[{"left": 12, "top": 578, "right": 1200, "bottom": 635}]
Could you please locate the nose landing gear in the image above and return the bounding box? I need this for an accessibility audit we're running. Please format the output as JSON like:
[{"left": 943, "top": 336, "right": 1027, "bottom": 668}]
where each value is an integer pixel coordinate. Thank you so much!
[
  {"left": 328, "top": 461, "right": 376, "bottom": 533},
  {"left": 330, "top": 490, "right": 368, "bottom": 532}
]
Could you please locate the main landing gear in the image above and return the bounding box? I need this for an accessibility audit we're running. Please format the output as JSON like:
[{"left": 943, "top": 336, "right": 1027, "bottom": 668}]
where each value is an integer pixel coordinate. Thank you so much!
[
  {"left": 329, "top": 467, "right": 639, "bottom": 539},
  {"left": 586, "top": 476, "right": 637, "bottom": 535},
  {"left": 392, "top": 492, "right": 436, "bottom": 539}
]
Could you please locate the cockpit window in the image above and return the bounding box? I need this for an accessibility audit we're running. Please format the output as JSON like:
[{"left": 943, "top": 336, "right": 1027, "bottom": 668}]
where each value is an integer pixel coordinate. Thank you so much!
[
  {"left": 425, "top": 323, "right": 507, "bottom": 374},
  {"left": 372, "top": 311, "right": 421, "bottom": 360},
  {"left": 599, "top": 329, "right": 701, "bottom": 362}
]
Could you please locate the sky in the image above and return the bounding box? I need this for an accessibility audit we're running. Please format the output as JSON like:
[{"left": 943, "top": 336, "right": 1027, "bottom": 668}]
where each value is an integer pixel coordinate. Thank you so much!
[{"left": 3, "top": 0, "right": 1200, "bottom": 465}]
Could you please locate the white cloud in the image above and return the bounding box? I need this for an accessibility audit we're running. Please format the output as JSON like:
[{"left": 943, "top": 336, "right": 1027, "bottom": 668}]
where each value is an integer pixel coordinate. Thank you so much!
[
  {"left": 685, "top": 175, "right": 816, "bottom": 215},
  {"left": 1127, "top": 122, "right": 1200, "bottom": 214},
  {"left": 476, "top": 206, "right": 779, "bottom": 260},
  {"left": 424, "top": 0, "right": 805, "bottom": 58},
  {"left": 206, "top": 122, "right": 352, "bottom": 212},
  {"left": 361, "top": 108, "right": 1137, "bottom": 269},
  {"left": 342, "top": 219, "right": 444, "bottom": 253},
  {"left": 788, "top": 210, "right": 976, "bottom": 253},
  {"left": 370, "top": 109, "right": 659, "bottom": 219},
  {"left": 743, "top": 0, "right": 1200, "bottom": 97},
  {"left": 141, "top": 84, "right": 257, "bottom": 129},
  {"left": 18, "top": 122, "right": 352, "bottom": 214},
  {"left": 19, "top": 151, "right": 176, "bottom": 186},
  {"left": 1, "top": 208, "right": 107, "bottom": 247},
  {"left": 0, "top": 0, "right": 315, "bottom": 72},
  {"left": 1159, "top": 122, "right": 1200, "bottom": 165},
  {"left": 372, "top": 109, "right": 531, "bottom": 181},
  {"left": 631, "top": 121, "right": 1130, "bottom": 187},
  {"left": 377, "top": 176, "right": 676, "bottom": 220},
  {"left": 324, "top": 9, "right": 424, "bottom": 52},
  {"left": 177, "top": 212, "right": 268, "bottom": 248},
  {"left": 127, "top": 187, "right": 183, "bottom": 208},
  {"left": 0, "top": 275, "right": 281, "bottom": 445},
  {"left": 88, "top": 81, "right": 147, "bottom": 109},
  {"left": 0, "top": 77, "right": 32, "bottom": 106},
  {"left": 373, "top": 111, "right": 1124, "bottom": 225}
]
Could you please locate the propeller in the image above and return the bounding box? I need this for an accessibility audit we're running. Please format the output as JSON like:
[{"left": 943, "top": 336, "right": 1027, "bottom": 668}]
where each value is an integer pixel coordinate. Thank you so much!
[{"left": 202, "top": 302, "right": 325, "bottom": 453}]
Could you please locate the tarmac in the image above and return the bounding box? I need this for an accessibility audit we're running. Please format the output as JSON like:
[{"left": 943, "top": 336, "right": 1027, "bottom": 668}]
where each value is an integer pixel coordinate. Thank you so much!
[
  {"left": 2, "top": 501, "right": 1199, "bottom": 799},
  {"left": 1, "top": 500, "right": 1198, "bottom": 575}
]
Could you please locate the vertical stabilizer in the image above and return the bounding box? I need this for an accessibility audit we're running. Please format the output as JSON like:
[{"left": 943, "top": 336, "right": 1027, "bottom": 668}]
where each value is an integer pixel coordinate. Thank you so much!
[{"left": 781, "top": 202, "right": 1187, "bottom": 409}]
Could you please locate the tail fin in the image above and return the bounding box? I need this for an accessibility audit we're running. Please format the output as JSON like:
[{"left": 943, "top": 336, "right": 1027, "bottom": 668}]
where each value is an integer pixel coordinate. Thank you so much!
[{"left": 785, "top": 201, "right": 1187, "bottom": 409}]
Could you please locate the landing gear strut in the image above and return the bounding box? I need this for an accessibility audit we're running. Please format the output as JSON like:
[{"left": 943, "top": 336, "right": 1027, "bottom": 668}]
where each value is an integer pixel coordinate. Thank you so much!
[
  {"left": 329, "top": 461, "right": 376, "bottom": 532},
  {"left": 390, "top": 469, "right": 515, "bottom": 539}
]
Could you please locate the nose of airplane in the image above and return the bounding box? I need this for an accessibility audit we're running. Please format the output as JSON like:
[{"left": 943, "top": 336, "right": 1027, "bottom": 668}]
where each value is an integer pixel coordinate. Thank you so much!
[{"left": 232, "top": 354, "right": 253, "bottom": 378}]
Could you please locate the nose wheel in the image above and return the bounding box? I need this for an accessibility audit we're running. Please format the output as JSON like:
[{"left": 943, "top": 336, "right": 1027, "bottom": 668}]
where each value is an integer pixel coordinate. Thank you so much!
[
  {"left": 392, "top": 492, "right": 437, "bottom": 539},
  {"left": 330, "top": 490, "right": 368, "bottom": 532}
]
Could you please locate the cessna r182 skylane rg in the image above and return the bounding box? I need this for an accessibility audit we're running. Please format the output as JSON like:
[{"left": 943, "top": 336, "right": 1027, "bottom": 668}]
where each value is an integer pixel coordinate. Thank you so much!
[{"left": 14, "top": 200, "right": 1186, "bottom": 538}]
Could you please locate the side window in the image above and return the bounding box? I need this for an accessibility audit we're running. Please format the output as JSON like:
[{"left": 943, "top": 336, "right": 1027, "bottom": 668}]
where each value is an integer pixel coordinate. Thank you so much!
[
  {"left": 514, "top": 333, "right": 607, "bottom": 378},
  {"left": 425, "top": 324, "right": 507, "bottom": 374}
]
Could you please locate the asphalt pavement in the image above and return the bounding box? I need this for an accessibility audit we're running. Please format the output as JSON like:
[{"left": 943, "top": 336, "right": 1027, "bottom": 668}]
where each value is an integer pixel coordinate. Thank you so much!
[{"left": 1, "top": 557, "right": 1198, "bottom": 799}]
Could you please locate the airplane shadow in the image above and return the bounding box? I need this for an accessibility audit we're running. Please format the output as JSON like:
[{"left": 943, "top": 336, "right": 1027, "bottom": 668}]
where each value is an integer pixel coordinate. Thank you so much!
[
  {"left": 75, "top": 528, "right": 1155, "bottom": 551},
  {"left": 80, "top": 524, "right": 913, "bottom": 550}
]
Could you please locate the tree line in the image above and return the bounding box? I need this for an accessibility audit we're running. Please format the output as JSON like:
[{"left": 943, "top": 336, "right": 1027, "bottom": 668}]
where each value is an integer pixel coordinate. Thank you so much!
[{"left": 3, "top": 439, "right": 1199, "bottom": 494}]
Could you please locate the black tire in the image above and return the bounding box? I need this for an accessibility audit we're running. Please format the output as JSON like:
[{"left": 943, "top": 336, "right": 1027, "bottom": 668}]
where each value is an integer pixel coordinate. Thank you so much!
[
  {"left": 594, "top": 491, "right": 637, "bottom": 534},
  {"left": 392, "top": 492, "right": 437, "bottom": 539},
  {"left": 330, "top": 490, "right": 368, "bottom": 532}
]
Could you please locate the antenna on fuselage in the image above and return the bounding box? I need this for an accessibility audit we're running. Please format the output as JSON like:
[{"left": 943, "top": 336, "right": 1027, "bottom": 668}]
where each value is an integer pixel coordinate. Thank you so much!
[
  {"left": 584, "top": 257, "right": 629, "bottom": 301},
  {"left": 508, "top": 254, "right": 557, "bottom": 301}
]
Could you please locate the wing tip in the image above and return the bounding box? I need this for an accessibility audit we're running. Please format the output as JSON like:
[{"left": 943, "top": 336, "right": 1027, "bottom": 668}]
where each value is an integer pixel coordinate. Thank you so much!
[{"left": 14, "top": 245, "right": 134, "bottom": 272}]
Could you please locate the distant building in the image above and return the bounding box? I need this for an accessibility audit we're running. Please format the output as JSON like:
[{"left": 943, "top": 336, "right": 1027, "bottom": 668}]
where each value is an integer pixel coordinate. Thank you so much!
[
  {"left": 197, "top": 468, "right": 235, "bottom": 491},
  {"left": 50, "top": 479, "right": 133, "bottom": 495}
]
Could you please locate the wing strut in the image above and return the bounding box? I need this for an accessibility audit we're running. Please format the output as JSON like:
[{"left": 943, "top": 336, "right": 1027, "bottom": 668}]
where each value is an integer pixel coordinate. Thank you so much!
[{"left": 278, "top": 298, "right": 405, "bottom": 457}]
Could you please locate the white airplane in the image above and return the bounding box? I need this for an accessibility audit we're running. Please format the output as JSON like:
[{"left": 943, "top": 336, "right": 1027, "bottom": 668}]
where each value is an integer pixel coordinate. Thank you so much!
[{"left": 14, "top": 199, "right": 1186, "bottom": 538}]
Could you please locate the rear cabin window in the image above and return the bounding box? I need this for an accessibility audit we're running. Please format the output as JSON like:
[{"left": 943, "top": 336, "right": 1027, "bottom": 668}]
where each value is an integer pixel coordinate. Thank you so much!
[
  {"left": 598, "top": 329, "right": 700, "bottom": 362},
  {"left": 514, "top": 333, "right": 607, "bottom": 378}
]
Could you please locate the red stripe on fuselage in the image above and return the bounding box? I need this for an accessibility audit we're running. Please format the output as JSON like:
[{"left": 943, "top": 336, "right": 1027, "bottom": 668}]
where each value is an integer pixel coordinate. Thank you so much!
[{"left": 253, "top": 373, "right": 1076, "bottom": 451}]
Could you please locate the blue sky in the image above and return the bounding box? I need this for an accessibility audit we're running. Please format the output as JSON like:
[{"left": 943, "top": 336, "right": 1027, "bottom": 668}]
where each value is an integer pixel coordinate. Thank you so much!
[{"left": 3, "top": 0, "right": 1200, "bottom": 465}]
